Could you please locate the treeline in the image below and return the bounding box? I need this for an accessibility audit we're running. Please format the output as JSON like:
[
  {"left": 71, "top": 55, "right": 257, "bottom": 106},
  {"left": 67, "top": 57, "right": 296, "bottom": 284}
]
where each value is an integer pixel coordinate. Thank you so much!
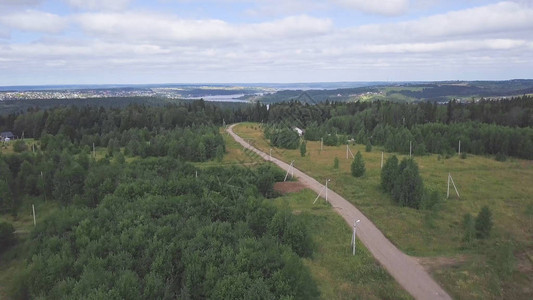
[
  {"left": 263, "top": 97, "right": 533, "bottom": 159},
  {"left": 8, "top": 156, "right": 318, "bottom": 299},
  {"left": 266, "top": 96, "right": 533, "bottom": 128},
  {"left": 0, "top": 100, "right": 269, "bottom": 139}
]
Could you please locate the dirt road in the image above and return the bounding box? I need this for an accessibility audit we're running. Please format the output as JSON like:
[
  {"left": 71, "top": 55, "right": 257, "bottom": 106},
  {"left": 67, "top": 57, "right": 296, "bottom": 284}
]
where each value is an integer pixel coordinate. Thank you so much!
[{"left": 228, "top": 124, "right": 451, "bottom": 300}]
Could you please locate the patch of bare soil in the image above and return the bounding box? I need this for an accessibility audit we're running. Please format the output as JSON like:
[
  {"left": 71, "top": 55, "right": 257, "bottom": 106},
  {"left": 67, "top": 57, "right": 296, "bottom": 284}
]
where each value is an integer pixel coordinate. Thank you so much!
[{"left": 273, "top": 181, "right": 306, "bottom": 195}]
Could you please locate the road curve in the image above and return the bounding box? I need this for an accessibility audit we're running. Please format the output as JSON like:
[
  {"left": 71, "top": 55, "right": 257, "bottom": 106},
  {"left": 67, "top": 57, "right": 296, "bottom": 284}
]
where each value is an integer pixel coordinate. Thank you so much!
[{"left": 228, "top": 124, "right": 451, "bottom": 300}]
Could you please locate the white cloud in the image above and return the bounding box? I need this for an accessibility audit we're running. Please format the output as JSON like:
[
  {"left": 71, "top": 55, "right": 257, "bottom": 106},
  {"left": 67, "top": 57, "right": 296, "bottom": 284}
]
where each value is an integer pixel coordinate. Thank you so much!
[
  {"left": 351, "top": 1, "right": 533, "bottom": 41},
  {"left": 1, "top": 1, "right": 532, "bottom": 84},
  {"left": 331, "top": 0, "right": 410, "bottom": 16},
  {"left": 64, "top": 0, "right": 132, "bottom": 11},
  {"left": 0, "top": 10, "right": 67, "bottom": 33},
  {"left": 75, "top": 13, "right": 332, "bottom": 43}
]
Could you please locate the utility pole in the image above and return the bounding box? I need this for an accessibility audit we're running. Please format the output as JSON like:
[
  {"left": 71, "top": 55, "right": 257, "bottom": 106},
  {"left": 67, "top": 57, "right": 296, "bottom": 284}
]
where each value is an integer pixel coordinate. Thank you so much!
[
  {"left": 381, "top": 152, "right": 384, "bottom": 169},
  {"left": 447, "top": 173, "right": 460, "bottom": 199},
  {"left": 313, "top": 179, "right": 330, "bottom": 204},
  {"left": 458, "top": 140, "right": 461, "bottom": 156},
  {"left": 284, "top": 161, "right": 295, "bottom": 181},
  {"left": 346, "top": 145, "right": 354, "bottom": 159},
  {"left": 351, "top": 219, "right": 360, "bottom": 255},
  {"left": 325, "top": 180, "right": 328, "bottom": 202}
]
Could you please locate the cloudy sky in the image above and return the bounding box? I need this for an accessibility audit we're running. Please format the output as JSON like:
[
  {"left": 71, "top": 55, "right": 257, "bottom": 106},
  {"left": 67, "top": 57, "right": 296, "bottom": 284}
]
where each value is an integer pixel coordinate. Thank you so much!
[{"left": 0, "top": 0, "right": 532, "bottom": 85}]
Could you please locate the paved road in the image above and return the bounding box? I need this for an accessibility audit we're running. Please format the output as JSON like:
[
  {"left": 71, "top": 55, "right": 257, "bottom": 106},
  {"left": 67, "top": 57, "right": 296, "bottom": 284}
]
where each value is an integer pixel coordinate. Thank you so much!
[{"left": 228, "top": 124, "right": 451, "bottom": 300}]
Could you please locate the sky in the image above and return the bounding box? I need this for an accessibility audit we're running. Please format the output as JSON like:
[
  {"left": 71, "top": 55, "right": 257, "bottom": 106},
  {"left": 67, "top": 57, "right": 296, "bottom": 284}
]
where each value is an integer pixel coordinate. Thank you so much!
[{"left": 0, "top": 0, "right": 532, "bottom": 85}]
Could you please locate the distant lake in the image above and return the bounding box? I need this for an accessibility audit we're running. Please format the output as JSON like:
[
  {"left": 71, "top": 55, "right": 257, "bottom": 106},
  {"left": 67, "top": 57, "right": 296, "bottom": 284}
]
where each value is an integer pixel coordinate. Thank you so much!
[{"left": 182, "top": 94, "right": 250, "bottom": 103}]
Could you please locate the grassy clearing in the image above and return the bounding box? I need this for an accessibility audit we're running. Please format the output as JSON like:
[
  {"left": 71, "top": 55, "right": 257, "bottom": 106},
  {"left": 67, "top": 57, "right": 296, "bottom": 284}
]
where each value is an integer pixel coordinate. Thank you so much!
[
  {"left": 274, "top": 190, "right": 411, "bottom": 300},
  {"left": 233, "top": 122, "right": 533, "bottom": 299}
]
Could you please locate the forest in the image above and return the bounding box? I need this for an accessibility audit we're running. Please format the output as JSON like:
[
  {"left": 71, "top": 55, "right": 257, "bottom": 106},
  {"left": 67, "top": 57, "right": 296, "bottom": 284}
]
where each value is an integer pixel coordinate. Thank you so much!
[
  {"left": 1, "top": 93, "right": 532, "bottom": 298},
  {"left": 0, "top": 101, "right": 318, "bottom": 299},
  {"left": 263, "top": 96, "right": 533, "bottom": 159}
]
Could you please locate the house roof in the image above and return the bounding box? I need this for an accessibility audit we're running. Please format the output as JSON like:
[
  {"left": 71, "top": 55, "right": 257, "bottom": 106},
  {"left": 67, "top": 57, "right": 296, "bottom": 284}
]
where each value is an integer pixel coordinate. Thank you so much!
[{"left": 1, "top": 131, "right": 14, "bottom": 138}]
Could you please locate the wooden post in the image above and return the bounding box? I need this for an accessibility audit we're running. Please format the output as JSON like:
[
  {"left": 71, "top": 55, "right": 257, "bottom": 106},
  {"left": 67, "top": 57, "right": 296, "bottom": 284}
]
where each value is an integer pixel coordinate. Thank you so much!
[
  {"left": 381, "top": 152, "right": 384, "bottom": 169},
  {"left": 32, "top": 204, "right": 36, "bottom": 226},
  {"left": 447, "top": 173, "right": 450, "bottom": 198}
]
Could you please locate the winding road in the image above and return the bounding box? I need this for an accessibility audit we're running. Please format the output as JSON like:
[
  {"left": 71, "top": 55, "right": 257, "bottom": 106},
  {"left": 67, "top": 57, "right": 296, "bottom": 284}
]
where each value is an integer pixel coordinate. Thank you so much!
[{"left": 228, "top": 124, "right": 451, "bottom": 300}]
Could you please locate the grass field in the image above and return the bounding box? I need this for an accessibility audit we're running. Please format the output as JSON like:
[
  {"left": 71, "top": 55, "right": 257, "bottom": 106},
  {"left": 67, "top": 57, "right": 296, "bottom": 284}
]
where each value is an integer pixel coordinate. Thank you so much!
[
  {"left": 233, "top": 122, "right": 533, "bottom": 299},
  {"left": 274, "top": 190, "right": 411, "bottom": 299}
]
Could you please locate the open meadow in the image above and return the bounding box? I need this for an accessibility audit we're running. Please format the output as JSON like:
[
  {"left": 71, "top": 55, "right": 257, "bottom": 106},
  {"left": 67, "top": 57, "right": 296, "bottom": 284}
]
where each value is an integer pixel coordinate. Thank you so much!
[{"left": 233, "top": 122, "right": 533, "bottom": 299}]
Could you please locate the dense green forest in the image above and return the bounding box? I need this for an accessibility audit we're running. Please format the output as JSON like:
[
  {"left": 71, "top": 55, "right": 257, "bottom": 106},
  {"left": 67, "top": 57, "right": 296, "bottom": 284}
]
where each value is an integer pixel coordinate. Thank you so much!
[
  {"left": 2, "top": 95, "right": 532, "bottom": 160},
  {"left": 1, "top": 101, "right": 318, "bottom": 299},
  {"left": 263, "top": 96, "right": 533, "bottom": 159}
]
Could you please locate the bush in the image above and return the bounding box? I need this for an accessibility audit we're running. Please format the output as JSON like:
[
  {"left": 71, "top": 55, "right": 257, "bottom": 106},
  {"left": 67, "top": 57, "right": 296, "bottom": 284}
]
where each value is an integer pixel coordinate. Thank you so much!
[
  {"left": 351, "top": 151, "right": 365, "bottom": 177},
  {"left": 0, "top": 221, "right": 16, "bottom": 252},
  {"left": 475, "top": 206, "right": 493, "bottom": 239},
  {"left": 333, "top": 157, "right": 339, "bottom": 169},
  {"left": 421, "top": 189, "right": 441, "bottom": 210},
  {"left": 462, "top": 213, "right": 476, "bottom": 244},
  {"left": 365, "top": 141, "right": 372, "bottom": 152},
  {"left": 12, "top": 140, "right": 28, "bottom": 153},
  {"left": 323, "top": 134, "right": 339, "bottom": 146},
  {"left": 495, "top": 152, "right": 507, "bottom": 162},
  {"left": 300, "top": 141, "right": 306, "bottom": 157},
  {"left": 268, "top": 127, "right": 300, "bottom": 149}
]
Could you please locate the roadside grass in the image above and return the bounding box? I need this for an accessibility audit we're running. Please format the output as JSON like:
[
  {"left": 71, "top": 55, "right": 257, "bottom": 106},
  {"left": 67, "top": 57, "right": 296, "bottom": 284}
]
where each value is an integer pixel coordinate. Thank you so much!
[
  {"left": 274, "top": 189, "right": 411, "bottom": 300},
  {"left": 233, "top": 122, "right": 533, "bottom": 299}
]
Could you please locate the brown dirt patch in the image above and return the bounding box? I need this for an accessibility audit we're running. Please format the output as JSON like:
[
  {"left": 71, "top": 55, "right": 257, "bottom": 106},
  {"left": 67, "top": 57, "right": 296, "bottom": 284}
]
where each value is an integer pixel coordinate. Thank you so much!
[{"left": 273, "top": 181, "right": 306, "bottom": 195}]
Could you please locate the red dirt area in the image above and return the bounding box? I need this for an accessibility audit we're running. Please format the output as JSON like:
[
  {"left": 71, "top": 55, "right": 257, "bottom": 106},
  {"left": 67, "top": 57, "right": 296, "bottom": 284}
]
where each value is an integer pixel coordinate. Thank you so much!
[{"left": 273, "top": 181, "right": 307, "bottom": 195}]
